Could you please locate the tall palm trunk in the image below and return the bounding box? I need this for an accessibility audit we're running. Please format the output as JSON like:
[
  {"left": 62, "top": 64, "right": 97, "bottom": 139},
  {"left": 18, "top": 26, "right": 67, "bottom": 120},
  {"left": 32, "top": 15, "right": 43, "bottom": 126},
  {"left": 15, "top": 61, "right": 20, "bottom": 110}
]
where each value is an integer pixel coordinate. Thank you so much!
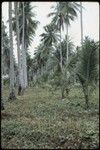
[
  {"left": 2, "top": 22, "right": 4, "bottom": 93},
  {"left": 66, "top": 23, "right": 68, "bottom": 78},
  {"left": 80, "top": 2, "right": 83, "bottom": 46},
  {"left": 66, "top": 4, "right": 69, "bottom": 80},
  {"left": 1, "top": 22, "right": 4, "bottom": 110},
  {"left": 14, "top": 2, "right": 24, "bottom": 95},
  {"left": 65, "top": 10, "right": 69, "bottom": 97},
  {"left": 24, "top": 43, "right": 28, "bottom": 87},
  {"left": 57, "top": 3, "right": 63, "bottom": 73},
  {"left": 22, "top": 2, "right": 25, "bottom": 89},
  {"left": 22, "top": 2, "right": 28, "bottom": 89},
  {"left": 60, "top": 26, "right": 63, "bottom": 73},
  {"left": 60, "top": 24, "right": 65, "bottom": 99},
  {"left": 8, "top": 2, "right": 16, "bottom": 100}
]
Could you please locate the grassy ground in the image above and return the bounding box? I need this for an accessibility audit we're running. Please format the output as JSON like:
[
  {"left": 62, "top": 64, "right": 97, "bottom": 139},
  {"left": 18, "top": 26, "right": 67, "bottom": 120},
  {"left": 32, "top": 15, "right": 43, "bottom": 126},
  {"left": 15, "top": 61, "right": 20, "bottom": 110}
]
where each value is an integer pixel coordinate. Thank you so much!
[{"left": 1, "top": 85, "right": 99, "bottom": 149}]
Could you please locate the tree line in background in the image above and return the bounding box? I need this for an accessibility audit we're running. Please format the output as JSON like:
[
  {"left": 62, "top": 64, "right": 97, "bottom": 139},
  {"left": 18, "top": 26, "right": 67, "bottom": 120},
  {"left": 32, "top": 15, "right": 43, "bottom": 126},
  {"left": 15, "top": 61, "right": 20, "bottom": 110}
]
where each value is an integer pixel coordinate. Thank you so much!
[{"left": 2, "top": 2, "right": 99, "bottom": 110}]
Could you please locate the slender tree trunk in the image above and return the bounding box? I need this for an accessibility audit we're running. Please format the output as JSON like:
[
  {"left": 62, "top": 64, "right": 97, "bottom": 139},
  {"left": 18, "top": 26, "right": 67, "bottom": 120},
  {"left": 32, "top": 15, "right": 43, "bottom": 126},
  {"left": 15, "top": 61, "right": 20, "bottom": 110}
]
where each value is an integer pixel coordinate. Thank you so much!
[
  {"left": 65, "top": 23, "right": 69, "bottom": 95},
  {"left": 24, "top": 44, "right": 28, "bottom": 87},
  {"left": 65, "top": 6, "right": 69, "bottom": 96},
  {"left": 80, "top": 2, "right": 83, "bottom": 46},
  {"left": 57, "top": 3, "right": 64, "bottom": 99},
  {"left": 22, "top": 2, "right": 28, "bottom": 89},
  {"left": 83, "top": 85, "right": 89, "bottom": 109},
  {"left": 14, "top": 2, "right": 24, "bottom": 95},
  {"left": 8, "top": 2, "right": 16, "bottom": 100},
  {"left": 60, "top": 27, "right": 63, "bottom": 73},
  {"left": 22, "top": 2, "right": 26, "bottom": 89},
  {"left": 60, "top": 27, "right": 65, "bottom": 99},
  {"left": 2, "top": 22, "right": 4, "bottom": 91},
  {"left": 66, "top": 23, "right": 68, "bottom": 74},
  {"left": 1, "top": 22, "right": 4, "bottom": 110}
]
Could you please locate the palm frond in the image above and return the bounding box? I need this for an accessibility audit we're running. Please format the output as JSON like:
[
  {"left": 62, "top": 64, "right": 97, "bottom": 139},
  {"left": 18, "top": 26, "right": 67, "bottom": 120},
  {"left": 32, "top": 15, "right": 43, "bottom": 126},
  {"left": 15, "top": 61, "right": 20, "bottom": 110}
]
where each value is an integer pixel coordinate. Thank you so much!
[{"left": 76, "top": 37, "right": 99, "bottom": 87}]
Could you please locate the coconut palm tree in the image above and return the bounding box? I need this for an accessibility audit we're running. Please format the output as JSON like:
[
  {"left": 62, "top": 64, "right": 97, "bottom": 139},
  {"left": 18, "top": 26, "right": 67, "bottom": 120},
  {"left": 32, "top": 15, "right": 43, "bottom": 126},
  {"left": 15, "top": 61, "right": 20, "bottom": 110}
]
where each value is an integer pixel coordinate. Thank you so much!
[
  {"left": 48, "top": 3, "right": 64, "bottom": 72},
  {"left": 40, "top": 24, "right": 60, "bottom": 47},
  {"left": 40, "top": 24, "right": 60, "bottom": 76},
  {"left": 8, "top": 2, "right": 16, "bottom": 100},
  {"left": 12, "top": 2, "right": 39, "bottom": 89},
  {"left": 48, "top": 2, "right": 80, "bottom": 72},
  {"left": 76, "top": 37, "right": 99, "bottom": 108},
  {"left": 48, "top": 2, "right": 80, "bottom": 98},
  {"left": 58, "top": 2, "right": 79, "bottom": 62},
  {"left": 13, "top": 2, "right": 39, "bottom": 48}
]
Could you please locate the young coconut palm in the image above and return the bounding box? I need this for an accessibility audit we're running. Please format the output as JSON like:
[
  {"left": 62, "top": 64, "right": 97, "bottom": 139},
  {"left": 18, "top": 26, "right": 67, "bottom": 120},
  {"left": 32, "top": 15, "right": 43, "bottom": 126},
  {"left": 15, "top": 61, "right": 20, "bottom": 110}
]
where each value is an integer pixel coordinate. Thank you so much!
[{"left": 76, "top": 37, "right": 99, "bottom": 109}]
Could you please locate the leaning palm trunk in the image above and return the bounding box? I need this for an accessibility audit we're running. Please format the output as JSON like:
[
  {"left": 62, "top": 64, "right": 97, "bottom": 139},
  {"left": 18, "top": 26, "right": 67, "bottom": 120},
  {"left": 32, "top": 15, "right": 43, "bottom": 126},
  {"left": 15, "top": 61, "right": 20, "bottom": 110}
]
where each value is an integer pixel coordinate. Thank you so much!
[
  {"left": 22, "top": 2, "right": 28, "bottom": 89},
  {"left": 8, "top": 2, "right": 16, "bottom": 100},
  {"left": 14, "top": 2, "right": 24, "bottom": 95}
]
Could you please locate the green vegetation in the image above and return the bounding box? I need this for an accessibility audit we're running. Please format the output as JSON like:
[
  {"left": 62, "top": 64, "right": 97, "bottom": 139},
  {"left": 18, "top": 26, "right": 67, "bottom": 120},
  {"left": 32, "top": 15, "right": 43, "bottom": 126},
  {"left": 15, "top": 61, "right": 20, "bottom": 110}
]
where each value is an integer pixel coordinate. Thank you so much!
[
  {"left": 1, "top": 86, "right": 99, "bottom": 149},
  {"left": 2, "top": 2, "right": 99, "bottom": 149}
]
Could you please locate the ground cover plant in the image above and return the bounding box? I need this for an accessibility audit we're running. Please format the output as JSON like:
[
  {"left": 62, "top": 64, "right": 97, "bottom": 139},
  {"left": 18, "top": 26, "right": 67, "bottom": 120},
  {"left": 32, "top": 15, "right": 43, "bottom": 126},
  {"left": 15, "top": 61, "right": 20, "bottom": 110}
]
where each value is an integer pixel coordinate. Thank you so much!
[{"left": 1, "top": 85, "right": 99, "bottom": 149}]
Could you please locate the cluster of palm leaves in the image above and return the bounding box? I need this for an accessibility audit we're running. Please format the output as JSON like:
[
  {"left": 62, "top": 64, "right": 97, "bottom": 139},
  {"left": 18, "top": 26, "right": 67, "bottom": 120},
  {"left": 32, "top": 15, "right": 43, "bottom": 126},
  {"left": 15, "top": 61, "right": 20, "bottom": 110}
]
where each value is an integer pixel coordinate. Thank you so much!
[{"left": 12, "top": 2, "right": 39, "bottom": 48}]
